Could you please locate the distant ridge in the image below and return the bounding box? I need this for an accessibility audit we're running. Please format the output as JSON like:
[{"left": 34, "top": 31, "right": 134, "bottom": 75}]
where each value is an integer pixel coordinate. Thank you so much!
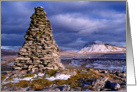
[{"left": 78, "top": 41, "right": 126, "bottom": 53}]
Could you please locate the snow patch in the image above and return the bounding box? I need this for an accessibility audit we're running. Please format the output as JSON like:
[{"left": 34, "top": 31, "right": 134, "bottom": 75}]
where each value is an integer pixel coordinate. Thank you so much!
[
  {"left": 4, "top": 76, "right": 10, "bottom": 81},
  {"left": 11, "top": 76, "right": 34, "bottom": 83},
  {"left": 21, "top": 77, "right": 34, "bottom": 81},
  {"left": 38, "top": 73, "right": 45, "bottom": 77},
  {"left": 3, "top": 74, "right": 37, "bottom": 84},
  {"left": 79, "top": 42, "right": 126, "bottom": 53},
  {"left": 3, "top": 74, "right": 71, "bottom": 85},
  {"left": 46, "top": 74, "right": 71, "bottom": 81}
]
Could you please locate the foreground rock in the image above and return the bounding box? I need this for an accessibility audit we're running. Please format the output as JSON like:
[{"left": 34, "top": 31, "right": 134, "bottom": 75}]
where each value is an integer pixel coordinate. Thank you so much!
[
  {"left": 105, "top": 80, "right": 121, "bottom": 90},
  {"left": 2, "top": 86, "right": 26, "bottom": 91},
  {"left": 41, "top": 84, "right": 70, "bottom": 91},
  {"left": 12, "top": 6, "right": 64, "bottom": 73},
  {"left": 92, "top": 77, "right": 108, "bottom": 91},
  {"left": 1, "top": 68, "right": 126, "bottom": 91}
]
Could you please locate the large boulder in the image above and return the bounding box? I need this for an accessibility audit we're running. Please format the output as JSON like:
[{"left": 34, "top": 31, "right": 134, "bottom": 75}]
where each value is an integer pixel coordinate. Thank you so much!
[
  {"left": 3, "top": 86, "right": 26, "bottom": 91},
  {"left": 105, "top": 80, "right": 121, "bottom": 90},
  {"left": 70, "top": 87, "right": 82, "bottom": 91},
  {"left": 91, "top": 77, "right": 108, "bottom": 91},
  {"left": 41, "top": 84, "right": 70, "bottom": 91}
]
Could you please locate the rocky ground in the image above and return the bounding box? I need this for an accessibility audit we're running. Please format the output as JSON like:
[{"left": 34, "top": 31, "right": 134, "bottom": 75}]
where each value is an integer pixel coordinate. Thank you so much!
[
  {"left": 1, "top": 50, "right": 126, "bottom": 91},
  {"left": 1, "top": 67, "right": 126, "bottom": 91}
]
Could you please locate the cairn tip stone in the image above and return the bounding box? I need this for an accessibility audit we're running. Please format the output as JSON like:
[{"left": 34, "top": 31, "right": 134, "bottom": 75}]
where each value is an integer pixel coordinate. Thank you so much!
[{"left": 13, "top": 6, "right": 64, "bottom": 73}]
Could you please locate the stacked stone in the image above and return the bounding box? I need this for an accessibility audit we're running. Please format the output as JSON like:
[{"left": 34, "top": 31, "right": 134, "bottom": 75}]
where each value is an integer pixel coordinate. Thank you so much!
[{"left": 13, "top": 7, "right": 64, "bottom": 73}]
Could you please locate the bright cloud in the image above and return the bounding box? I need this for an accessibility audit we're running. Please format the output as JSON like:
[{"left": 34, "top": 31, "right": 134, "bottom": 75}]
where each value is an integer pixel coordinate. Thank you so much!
[{"left": 51, "top": 12, "right": 126, "bottom": 35}]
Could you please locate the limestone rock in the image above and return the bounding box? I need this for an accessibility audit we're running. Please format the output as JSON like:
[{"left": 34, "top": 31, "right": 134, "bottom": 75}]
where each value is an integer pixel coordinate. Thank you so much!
[
  {"left": 13, "top": 6, "right": 64, "bottom": 73},
  {"left": 105, "top": 80, "right": 121, "bottom": 90},
  {"left": 58, "top": 85, "right": 70, "bottom": 91},
  {"left": 3, "top": 86, "right": 26, "bottom": 91},
  {"left": 41, "top": 84, "right": 70, "bottom": 91},
  {"left": 70, "top": 87, "right": 82, "bottom": 91},
  {"left": 92, "top": 77, "right": 108, "bottom": 91}
]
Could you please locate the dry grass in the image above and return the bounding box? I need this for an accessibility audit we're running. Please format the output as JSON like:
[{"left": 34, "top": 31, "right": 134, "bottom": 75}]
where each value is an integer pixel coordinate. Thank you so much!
[
  {"left": 6, "top": 76, "right": 13, "bottom": 81},
  {"left": 105, "top": 73, "right": 123, "bottom": 83},
  {"left": 2, "top": 82, "right": 13, "bottom": 87},
  {"left": 65, "top": 65, "right": 89, "bottom": 71},
  {"left": 1, "top": 55, "right": 17, "bottom": 64},
  {"left": 2, "top": 69, "right": 103, "bottom": 89},
  {"left": 45, "top": 70, "right": 58, "bottom": 77},
  {"left": 21, "top": 74, "right": 35, "bottom": 78},
  {"left": 1, "top": 69, "right": 124, "bottom": 90},
  {"left": 1, "top": 74, "right": 8, "bottom": 81},
  {"left": 59, "top": 51, "right": 126, "bottom": 59},
  {"left": 13, "top": 80, "right": 31, "bottom": 88},
  {"left": 51, "top": 70, "right": 124, "bottom": 88},
  {"left": 84, "top": 85, "right": 93, "bottom": 90},
  {"left": 1, "top": 63, "right": 13, "bottom": 71},
  {"left": 1, "top": 55, "right": 17, "bottom": 71},
  {"left": 31, "top": 79, "right": 52, "bottom": 90},
  {"left": 65, "top": 65, "right": 78, "bottom": 70},
  {"left": 53, "top": 79, "right": 66, "bottom": 85},
  {"left": 52, "top": 69, "right": 103, "bottom": 88}
]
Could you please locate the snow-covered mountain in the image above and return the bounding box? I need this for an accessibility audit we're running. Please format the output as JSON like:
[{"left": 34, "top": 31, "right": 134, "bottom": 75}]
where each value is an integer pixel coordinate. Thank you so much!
[{"left": 78, "top": 41, "right": 126, "bottom": 53}]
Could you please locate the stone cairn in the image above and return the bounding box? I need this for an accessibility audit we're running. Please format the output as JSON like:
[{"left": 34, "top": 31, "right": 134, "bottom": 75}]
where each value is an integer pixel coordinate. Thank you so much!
[{"left": 13, "top": 6, "right": 64, "bottom": 73}]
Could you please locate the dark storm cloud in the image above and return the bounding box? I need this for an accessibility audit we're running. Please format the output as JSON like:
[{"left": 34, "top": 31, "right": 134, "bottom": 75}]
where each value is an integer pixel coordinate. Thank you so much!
[{"left": 1, "top": 1, "right": 126, "bottom": 50}]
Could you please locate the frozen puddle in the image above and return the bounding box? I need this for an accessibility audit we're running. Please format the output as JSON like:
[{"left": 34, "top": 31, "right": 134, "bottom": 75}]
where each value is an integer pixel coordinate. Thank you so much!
[{"left": 46, "top": 74, "right": 71, "bottom": 81}]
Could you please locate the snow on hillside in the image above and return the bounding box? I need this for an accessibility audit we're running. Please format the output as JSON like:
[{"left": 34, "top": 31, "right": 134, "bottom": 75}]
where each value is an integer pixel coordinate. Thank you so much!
[{"left": 78, "top": 41, "right": 126, "bottom": 53}]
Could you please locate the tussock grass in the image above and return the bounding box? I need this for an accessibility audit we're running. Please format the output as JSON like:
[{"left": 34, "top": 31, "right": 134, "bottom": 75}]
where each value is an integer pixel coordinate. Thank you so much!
[
  {"left": 52, "top": 69, "right": 103, "bottom": 88},
  {"left": 1, "top": 63, "right": 13, "bottom": 71},
  {"left": 2, "top": 69, "right": 102, "bottom": 89},
  {"left": 31, "top": 79, "right": 52, "bottom": 90},
  {"left": 45, "top": 70, "right": 58, "bottom": 77},
  {"left": 21, "top": 74, "right": 35, "bottom": 78},
  {"left": 84, "top": 85, "right": 93, "bottom": 90},
  {"left": 6, "top": 76, "right": 13, "bottom": 81},
  {"left": 53, "top": 79, "right": 66, "bottom": 85},
  {"left": 1, "top": 74, "right": 8, "bottom": 81},
  {"left": 1, "top": 69, "right": 123, "bottom": 90},
  {"left": 2, "top": 82, "right": 13, "bottom": 87},
  {"left": 106, "top": 73, "right": 123, "bottom": 83},
  {"left": 13, "top": 80, "right": 31, "bottom": 88}
]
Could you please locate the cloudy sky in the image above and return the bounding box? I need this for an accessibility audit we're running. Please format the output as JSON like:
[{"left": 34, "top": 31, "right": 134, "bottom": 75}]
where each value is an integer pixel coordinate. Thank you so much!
[{"left": 1, "top": 1, "right": 126, "bottom": 51}]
